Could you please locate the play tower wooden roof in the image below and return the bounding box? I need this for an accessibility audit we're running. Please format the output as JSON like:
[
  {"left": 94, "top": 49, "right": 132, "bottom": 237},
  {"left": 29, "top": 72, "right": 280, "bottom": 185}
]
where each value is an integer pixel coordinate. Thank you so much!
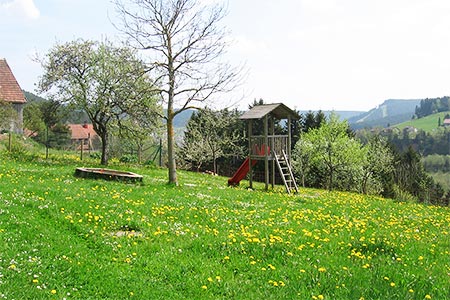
[{"left": 239, "top": 103, "right": 297, "bottom": 120}]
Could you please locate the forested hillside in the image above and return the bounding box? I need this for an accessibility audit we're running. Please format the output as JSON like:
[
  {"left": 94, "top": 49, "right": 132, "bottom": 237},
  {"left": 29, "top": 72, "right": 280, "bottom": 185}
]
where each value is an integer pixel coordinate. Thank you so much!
[
  {"left": 23, "top": 90, "right": 47, "bottom": 103},
  {"left": 415, "top": 96, "right": 450, "bottom": 118}
]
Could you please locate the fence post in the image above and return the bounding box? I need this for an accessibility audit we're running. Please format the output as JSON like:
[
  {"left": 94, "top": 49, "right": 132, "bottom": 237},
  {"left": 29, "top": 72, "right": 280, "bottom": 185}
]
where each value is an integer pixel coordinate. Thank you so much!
[
  {"left": 159, "top": 138, "right": 163, "bottom": 167},
  {"left": 88, "top": 133, "right": 91, "bottom": 156},
  {"left": 8, "top": 131, "right": 12, "bottom": 152},
  {"left": 45, "top": 126, "right": 49, "bottom": 159},
  {"left": 80, "top": 139, "right": 84, "bottom": 160}
]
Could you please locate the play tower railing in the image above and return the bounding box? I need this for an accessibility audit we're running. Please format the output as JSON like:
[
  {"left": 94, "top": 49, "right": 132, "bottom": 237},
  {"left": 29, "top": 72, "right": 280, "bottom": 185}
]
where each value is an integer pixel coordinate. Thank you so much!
[{"left": 249, "top": 135, "right": 289, "bottom": 159}]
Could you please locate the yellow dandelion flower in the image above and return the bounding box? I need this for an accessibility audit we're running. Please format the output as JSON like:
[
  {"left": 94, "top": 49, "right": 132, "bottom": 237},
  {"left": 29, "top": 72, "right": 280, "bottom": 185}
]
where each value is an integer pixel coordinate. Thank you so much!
[
  {"left": 215, "top": 276, "right": 221, "bottom": 281},
  {"left": 300, "top": 269, "right": 306, "bottom": 273},
  {"left": 425, "top": 295, "right": 431, "bottom": 299},
  {"left": 51, "top": 290, "right": 57, "bottom": 294},
  {"left": 409, "top": 289, "right": 414, "bottom": 293},
  {"left": 318, "top": 267, "right": 326, "bottom": 273},
  {"left": 390, "top": 282, "right": 395, "bottom": 287},
  {"left": 207, "top": 277, "right": 213, "bottom": 282},
  {"left": 201, "top": 285, "right": 207, "bottom": 290},
  {"left": 318, "top": 295, "right": 324, "bottom": 300}
]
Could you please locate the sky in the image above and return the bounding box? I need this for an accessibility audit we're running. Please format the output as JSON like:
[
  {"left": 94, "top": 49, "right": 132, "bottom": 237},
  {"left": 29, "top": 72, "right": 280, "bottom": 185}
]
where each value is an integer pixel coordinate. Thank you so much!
[{"left": 2, "top": 0, "right": 450, "bottom": 112}]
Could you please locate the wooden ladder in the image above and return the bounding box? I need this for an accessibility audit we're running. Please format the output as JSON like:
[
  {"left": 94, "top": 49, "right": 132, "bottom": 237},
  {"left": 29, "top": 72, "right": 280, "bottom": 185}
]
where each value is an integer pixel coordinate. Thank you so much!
[{"left": 274, "top": 149, "right": 299, "bottom": 194}]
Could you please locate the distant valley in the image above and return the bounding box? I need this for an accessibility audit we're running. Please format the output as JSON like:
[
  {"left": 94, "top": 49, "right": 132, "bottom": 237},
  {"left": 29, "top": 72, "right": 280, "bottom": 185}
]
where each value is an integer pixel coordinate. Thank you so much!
[
  {"left": 23, "top": 90, "right": 424, "bottom": 130},
  {"left": 173, "top": 99, "right": 422, "bottom": 130}
]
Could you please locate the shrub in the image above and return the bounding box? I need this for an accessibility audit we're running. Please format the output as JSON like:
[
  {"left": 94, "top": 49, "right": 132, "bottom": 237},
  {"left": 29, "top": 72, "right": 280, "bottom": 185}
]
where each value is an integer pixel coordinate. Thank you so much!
[
  {"left": 120, "top": 154, "right": 139, "bottom": 163},
  {"left": 392, "top": 184, "right": 417, "bottom": 203}
]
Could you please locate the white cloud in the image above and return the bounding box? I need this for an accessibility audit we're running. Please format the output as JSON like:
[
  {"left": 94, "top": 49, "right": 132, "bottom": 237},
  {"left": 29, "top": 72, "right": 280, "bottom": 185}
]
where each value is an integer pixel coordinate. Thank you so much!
[{"left": 0, "top": 0, "right": 40, "bottom": 20}]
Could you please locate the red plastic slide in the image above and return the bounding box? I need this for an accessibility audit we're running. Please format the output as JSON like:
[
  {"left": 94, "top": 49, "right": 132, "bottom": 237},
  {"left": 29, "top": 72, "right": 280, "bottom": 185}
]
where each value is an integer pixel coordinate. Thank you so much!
[{"left": 228, "top": 157, "right": 258, "bottom": 186}]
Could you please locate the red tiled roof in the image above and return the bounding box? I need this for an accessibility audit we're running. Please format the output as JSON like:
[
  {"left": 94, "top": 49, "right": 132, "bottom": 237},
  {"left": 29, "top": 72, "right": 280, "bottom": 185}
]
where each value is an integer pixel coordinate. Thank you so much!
[
  {"left": 0, "top": 59, "right": 27, "bottom": 104},
  {"left": 68, "top": 124, "right": 98, "bottom": 140},
  {"left": 443, "top": 119, "right": 450, "bottom": 125}
]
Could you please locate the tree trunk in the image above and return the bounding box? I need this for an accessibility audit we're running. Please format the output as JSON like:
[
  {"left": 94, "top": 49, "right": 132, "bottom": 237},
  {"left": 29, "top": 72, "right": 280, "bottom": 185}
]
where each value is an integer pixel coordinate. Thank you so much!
[
  {"left": 167, "top": 111, "right": 178, "bottom": 185},
  {"left": 212, "top": 150, "right": 217, "bottom": 174},
  {"left": 166, "top": 32, "right": 178, "bottom": 185},
  {"left": 100, "top": 132, "right": 108, "bottom": 165},
  {"left": 362, "top": 172, "right": 370, "bottom": 194},
  {"left": 138, "top": 143, "right": 142, "bottom": 164},
  {"left": 328, "top": 166, "right": 333, "bottom": 191}
]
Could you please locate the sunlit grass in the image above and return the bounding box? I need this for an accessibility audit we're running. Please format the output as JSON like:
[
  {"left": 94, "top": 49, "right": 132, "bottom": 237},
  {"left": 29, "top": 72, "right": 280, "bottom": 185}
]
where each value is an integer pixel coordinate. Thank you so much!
[
  {"left": 0, "top": 153, "right": 448, "bottom": 299},
  {"left": 395, "top": 112, "right": 448, "bottom": 132}
]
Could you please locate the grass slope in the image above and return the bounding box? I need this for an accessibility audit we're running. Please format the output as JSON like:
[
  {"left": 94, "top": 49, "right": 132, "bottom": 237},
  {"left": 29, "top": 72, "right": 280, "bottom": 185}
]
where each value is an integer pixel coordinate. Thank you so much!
[
  {"left": 395, "top": 112, "right": 449, "bottom": 132},
  {"left": 0, "top": 154, "right": 448, "bottom": 299}
]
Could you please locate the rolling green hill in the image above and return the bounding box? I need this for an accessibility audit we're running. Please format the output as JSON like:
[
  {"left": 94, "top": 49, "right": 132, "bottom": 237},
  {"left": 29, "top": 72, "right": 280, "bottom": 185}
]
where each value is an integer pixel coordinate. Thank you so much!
[{"left": 394, "top": 111, "right": 450, "bottom": 132}]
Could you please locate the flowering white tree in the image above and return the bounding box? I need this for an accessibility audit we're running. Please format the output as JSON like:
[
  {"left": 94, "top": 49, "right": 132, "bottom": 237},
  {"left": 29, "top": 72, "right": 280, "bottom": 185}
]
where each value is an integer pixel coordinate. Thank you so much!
[{"left": 38, "top": 39, "right": 160, "bottom": 165}]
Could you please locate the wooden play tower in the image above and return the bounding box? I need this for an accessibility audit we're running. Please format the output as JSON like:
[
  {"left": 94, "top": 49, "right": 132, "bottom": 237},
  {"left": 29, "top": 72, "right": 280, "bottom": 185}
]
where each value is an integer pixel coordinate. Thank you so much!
[{"left": 228, "top": 103, "right": 299, "bottom": 194}]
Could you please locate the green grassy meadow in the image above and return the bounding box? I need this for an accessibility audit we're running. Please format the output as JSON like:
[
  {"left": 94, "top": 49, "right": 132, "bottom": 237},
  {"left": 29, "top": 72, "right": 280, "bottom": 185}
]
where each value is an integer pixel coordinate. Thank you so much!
[
  {"left": 0, "top": 153, "right": 448, "bottom": 299},
  {"left": 395, "top": 112, "right": 448, "bottom": 132}
]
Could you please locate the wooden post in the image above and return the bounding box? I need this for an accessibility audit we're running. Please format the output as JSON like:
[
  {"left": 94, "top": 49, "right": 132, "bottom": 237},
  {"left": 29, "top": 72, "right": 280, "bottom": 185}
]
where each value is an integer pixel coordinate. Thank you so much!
[
  {"left": 80, "top": 139, "right": 84, "bottom": 160},
  {"left": 45, "top": 126, "right": 49, "bottom": 160},
  {"left": 248, "top": 120, "right": 253, "bottom": 189},
  {"left": 159, "top": 138, "right": 163, "bottom": 167},
  {"left": 88, "top": 133, "right": 91, "bottom": 156},
  {"left": 288, "top": 116, "right": 292, "bottom": 158},
  {"left": 271, "top": 116, "right": 275, "bottom": 189},
  {"left": 8, "top": 131, "right": 12, "bottom": 152},
  {"left": 264, "top": 115, "right": 269, "bottom": 190}
]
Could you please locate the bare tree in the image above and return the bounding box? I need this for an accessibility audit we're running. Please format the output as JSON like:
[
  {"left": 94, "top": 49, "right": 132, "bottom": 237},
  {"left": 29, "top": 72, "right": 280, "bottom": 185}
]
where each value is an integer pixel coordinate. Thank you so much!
[{"left": 114, "top": 0, "right": 240, "bottom": 185}]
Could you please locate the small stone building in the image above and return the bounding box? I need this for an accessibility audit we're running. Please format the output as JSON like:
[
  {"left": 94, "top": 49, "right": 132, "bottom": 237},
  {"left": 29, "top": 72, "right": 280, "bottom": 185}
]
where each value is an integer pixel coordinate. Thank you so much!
[{"left": 0, "top": 59, "right": 27, "bottom": 134}]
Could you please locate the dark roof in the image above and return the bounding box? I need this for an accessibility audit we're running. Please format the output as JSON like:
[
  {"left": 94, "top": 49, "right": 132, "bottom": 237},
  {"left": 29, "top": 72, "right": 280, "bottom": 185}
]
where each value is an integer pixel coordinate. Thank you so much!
[
  {"left": 0, "top": 59, "right": 27, "bottom": 104},
  {"left": 240, "top": 103, "right": 297, "bottom": 120}
]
